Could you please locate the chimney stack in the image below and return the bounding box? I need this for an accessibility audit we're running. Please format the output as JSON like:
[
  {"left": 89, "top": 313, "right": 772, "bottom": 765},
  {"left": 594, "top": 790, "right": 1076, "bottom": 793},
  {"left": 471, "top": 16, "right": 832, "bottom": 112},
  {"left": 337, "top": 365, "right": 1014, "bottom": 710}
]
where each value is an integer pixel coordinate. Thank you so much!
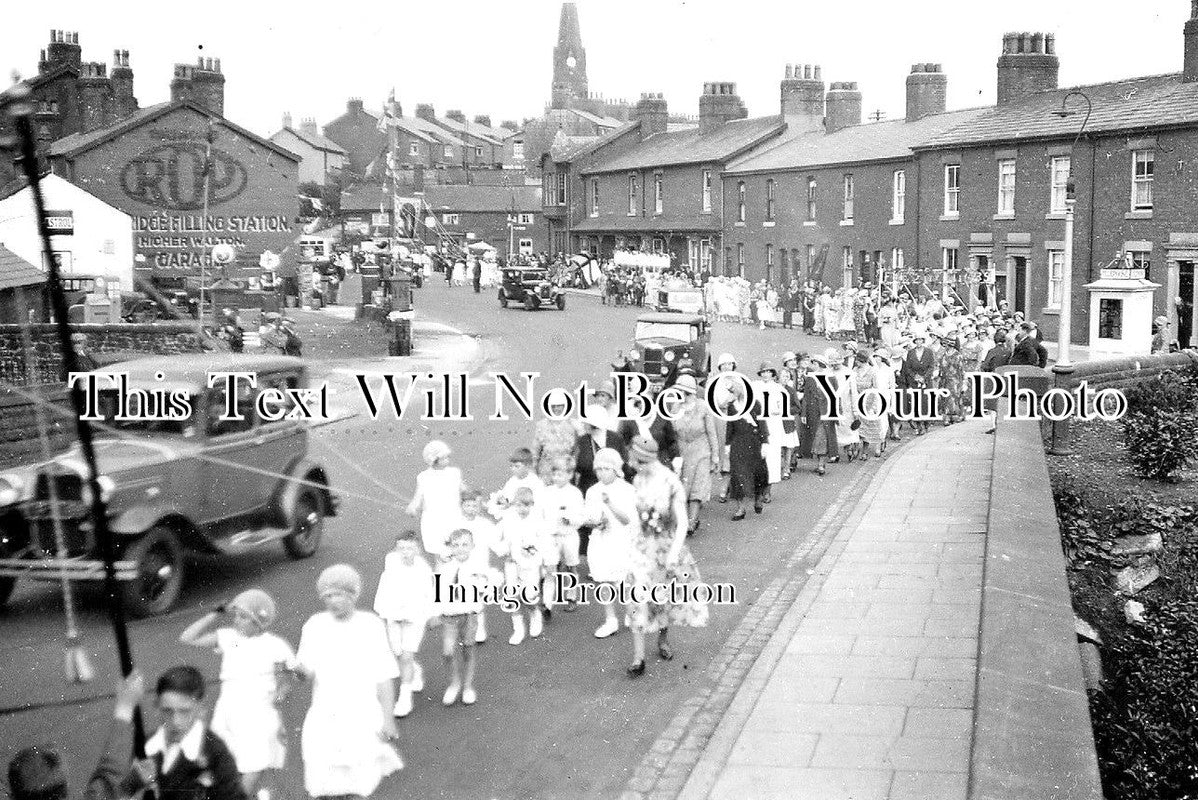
[
  {"left": 301, "top": 117, "right": 318, "bottom": 136},
  {"left": 415, "top": 104, "right": 437, "bottom": 122},
  {"left": 446, "top": 109, "right": 466, "bottom": 123},
  {"left": 824, "top": 81, "right": 862, "bottom": 134},
  {"left": 1185, "top": 0, "right": 1198, "bottom": 82},
  {"left": 698, "top": 82, "right": 747, "bottom": 135},
  {"left": 997, "top": 31, "right": 1059, "bottom": 104},
  {"left": 46, "top": 30, "right": 82, "bottom": 69},
  {"left": 347, "top": 98, "right": 364, "bottom": 113},
  {"left": 188, "top": 55, "right": 225, "bottom": 116},
  {"left": 633, "top": 92, "right": 669, "bottom": 140},
  {"left": 473, "top": 114, "right": 492, "bottom": 128},
  {"left": 110, "top": 49, "right": 137, "bottom": 121},
  {"left": 78, "top": 61, "right": 113, "bottom": 133},
  {"left": 170, "top": 64, "right": 194, "bottom": 105},
  {"left": 282, "top": 112, "right": 293, "bottom": 129},
  {"left": 780, "top": 63, "right": 825, "bottom": 133},
  {"left": 906, "top": 63, "right": 947, "bottom": 121}
]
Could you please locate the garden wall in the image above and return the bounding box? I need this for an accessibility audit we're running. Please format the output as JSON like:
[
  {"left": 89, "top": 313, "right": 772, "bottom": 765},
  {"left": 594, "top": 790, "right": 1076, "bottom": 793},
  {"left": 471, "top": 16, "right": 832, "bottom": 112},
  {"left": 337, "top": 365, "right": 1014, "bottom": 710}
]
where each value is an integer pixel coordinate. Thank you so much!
[
  {"left": 970, "top": 417, "right": 1103, "bottom": 800},
  {"left": 1055, "top": 350, "right": 1198, "bottom": 393}
]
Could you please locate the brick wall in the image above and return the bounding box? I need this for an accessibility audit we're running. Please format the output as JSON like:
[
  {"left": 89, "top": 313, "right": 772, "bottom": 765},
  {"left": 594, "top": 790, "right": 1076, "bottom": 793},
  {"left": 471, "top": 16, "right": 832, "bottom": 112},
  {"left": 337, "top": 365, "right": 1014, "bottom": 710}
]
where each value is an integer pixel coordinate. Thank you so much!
[
  {"left": 0, "top": 323, "right": 206, "bottom": 388},
  {"left": 0, "top": 387, "right": 72, "bottom": 467}
]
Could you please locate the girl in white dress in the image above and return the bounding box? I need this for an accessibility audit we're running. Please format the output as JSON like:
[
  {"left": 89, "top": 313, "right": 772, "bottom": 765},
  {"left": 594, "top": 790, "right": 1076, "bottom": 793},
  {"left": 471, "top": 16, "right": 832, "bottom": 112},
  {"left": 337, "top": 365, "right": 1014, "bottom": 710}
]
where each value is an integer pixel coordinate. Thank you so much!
[
  {"left": 407, "top": 440, "right": 463, "bottom": 558},
  {"left": 179, "top": 588, "right": 296, "bottom": 796},
  {"left": 583, "top": 448, "right": 638, "bottom": 639},
  {"left": 297, "top": 564, "right": 402, "bottom": 799}
]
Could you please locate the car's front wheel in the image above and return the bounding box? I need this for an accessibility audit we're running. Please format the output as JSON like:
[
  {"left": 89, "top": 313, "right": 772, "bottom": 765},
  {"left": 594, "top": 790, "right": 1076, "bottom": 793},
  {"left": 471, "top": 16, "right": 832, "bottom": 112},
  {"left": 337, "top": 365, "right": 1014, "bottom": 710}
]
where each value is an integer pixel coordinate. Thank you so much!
[
  {"left": 122, "top": 526, "right": 184, "bottom": 617},
  {"left": 524, "top": 294, "right": 538, "bottom": 311},
  {"left": 0, "top": 576, "right": 15, "bottom": 608},
  {"left": 556, "top": 294, "right": 566, "bottom": 311},
  {"left": 498, "top": 289, "right": 508, "bottom": 308},
  {"left": 283, "top": 490, "right": 324, "bottom": 559}
]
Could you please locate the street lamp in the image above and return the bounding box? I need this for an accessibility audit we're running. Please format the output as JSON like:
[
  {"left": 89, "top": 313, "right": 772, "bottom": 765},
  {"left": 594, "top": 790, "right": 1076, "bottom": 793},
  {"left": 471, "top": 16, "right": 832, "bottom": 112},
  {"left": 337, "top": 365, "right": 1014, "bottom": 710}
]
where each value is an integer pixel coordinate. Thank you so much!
[{"left": 1048, "top": 90, "right": 1091, "bottom": 455}]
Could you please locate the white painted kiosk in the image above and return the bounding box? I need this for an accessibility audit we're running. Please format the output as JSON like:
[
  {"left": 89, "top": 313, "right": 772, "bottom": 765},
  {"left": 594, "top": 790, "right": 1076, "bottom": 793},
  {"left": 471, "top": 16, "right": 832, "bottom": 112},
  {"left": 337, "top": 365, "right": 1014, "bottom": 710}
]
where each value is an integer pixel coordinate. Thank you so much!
[{"left": 1083, "top": 267, "right": 1160, "bottom": 356}]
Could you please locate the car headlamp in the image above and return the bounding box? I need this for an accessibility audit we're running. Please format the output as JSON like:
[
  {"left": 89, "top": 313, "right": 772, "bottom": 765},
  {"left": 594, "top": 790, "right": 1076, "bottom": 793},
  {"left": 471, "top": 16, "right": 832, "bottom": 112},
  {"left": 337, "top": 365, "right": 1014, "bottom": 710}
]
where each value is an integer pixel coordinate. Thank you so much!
[
  {"left": 664, "top": 351, "right": 676, "bottom": 362},
  {"left": 660, "top": 366, "right": 669, "bottom": 375},
  {"left": 629, "top": 349, "right": 640, "bottom": 361}
]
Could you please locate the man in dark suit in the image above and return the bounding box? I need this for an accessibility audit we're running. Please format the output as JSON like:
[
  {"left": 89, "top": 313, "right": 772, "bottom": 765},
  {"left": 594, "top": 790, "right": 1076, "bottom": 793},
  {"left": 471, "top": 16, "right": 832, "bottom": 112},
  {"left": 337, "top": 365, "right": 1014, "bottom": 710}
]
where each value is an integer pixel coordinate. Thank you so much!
[
  {"left": 899, "top": 334, "right": 936, "bottom": 434},
  {"left": 128, "top": 666, "right": 246, "bottom": 800},
  {"left": 1009, "top": 324, "right": 1046, "bottom": 367},
  {"left": 981, "top": 331, "right": 1015, "bottom": 434}
]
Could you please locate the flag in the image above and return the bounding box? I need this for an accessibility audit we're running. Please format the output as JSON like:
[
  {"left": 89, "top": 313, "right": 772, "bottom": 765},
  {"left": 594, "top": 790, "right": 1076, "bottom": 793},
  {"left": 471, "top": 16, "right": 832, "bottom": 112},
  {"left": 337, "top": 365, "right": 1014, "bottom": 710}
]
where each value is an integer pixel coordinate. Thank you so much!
[{"left": 377, "top": 87, "right": 398, "bottom": 132}]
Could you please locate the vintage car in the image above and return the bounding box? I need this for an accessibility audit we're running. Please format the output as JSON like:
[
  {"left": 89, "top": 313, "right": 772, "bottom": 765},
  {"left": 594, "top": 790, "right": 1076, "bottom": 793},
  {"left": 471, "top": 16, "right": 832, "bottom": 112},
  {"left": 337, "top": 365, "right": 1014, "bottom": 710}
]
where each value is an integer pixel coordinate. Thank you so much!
[
  {"left": 498, "top": 266, "right": 566, "bottom": 311},
  {"left": 0, "top": 354, "right": 339, "bottom": 616},
  {"left": 631, "top": 312, "right": 711, "bottom": 390}
]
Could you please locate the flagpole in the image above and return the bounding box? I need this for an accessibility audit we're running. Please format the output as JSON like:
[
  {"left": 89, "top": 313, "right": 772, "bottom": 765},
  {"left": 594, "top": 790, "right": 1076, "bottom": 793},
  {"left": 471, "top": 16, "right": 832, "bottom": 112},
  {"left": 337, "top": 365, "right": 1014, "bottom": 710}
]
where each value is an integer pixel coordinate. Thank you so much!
[{"left": 200, "top": 117, "right": 214, "bottom": 328}]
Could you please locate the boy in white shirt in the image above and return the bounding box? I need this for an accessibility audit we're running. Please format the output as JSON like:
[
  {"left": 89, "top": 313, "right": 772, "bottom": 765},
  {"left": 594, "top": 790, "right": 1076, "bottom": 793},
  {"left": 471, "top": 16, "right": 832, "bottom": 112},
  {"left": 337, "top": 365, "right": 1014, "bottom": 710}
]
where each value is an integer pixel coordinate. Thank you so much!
[
  {"left": 455, "top": 487, "right": 499, "bottom": 643},
  {"left": 540, "top": 457, "right": 584, "bottom": 611},
  {"left": 433, "top": 528, "right": 497, "bottom": 706},
  {"left": 373, "top": 530, "right": 434, "bottom": 718},
  {"left": 494, "top": 487, "right": 551, "bottom": 645},
  {"left": 488, "top": 447, "right": 545, "bottom": 518}
]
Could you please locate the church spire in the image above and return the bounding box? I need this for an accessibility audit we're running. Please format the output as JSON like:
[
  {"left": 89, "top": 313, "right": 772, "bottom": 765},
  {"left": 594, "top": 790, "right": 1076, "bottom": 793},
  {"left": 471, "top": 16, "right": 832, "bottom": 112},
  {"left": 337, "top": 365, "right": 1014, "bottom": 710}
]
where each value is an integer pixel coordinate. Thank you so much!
[{"left": 551, "top": 3, "right": 588, "bottom": 109}]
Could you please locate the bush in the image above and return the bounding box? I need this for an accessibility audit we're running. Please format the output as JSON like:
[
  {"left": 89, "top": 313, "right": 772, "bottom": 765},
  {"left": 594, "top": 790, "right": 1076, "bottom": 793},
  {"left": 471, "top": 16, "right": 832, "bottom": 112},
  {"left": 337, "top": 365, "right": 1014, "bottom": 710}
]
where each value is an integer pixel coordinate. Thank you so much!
[
  {"left": 1122, "top": 409, "right": 1198, "bottom": 481},
  {"left": 1123, "top": 369, "right": 1198, "bottom": 416},
  {"left": 1051, "top": 476, "right": 1109, "bottom": 567},
  {"left": 1092, "top": 599, "right": 1198, "bottom": 800}
]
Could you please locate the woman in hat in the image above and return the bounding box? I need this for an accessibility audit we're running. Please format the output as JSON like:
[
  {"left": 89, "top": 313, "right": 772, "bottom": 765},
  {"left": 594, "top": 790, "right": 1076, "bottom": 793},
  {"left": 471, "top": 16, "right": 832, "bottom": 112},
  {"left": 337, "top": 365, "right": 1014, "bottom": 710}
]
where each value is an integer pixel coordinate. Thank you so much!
[
  {"left": 723, "top": 378, "right": 769, "bottom": 519},
  {"left": 625, "top": 436, "right": 709, "bottom": 676},
  {"left": 755, "top": 362, "right": 786, "bottom": 495},
  {"left": 712, "top": 353, "right": 738, "bottom": 502},
  {"left": 669, "top": 374, "right": 720, "bottom": 535},
  {"left": 830, "top": 350, "right": 860, "bottom": 462},
  {"left": 296, "top": 565, "right": 403, "bottom": 799},
  {"left": 583, "top": 448, "right": 638, "bottom": 638},
  {"left": 407, "top": 440, "right": 463, "bottom": 558},
  {"left": 1151, "top": 315, "right": 1173, "bottom": 354},
  {"left": 180, "top": 588, "right": 297, "bottom": 794},
  {"left": 937, "top": 334, "right": 967, "bottom": 424},
  {"left": 800, "top": 354, "right": 839, "bottom": 475},
  {"left": 851, "top": 351, "right": 883, "bottom": 461},
  {"left": 899, "top": 332, "right": 936, "bottom": 435}
]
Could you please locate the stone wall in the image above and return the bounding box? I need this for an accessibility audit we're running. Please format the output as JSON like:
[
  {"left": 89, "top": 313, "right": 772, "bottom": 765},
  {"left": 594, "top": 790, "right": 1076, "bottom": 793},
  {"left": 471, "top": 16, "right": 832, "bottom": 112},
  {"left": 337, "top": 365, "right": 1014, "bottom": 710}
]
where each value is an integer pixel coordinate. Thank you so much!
[
  {"left": 0, "top": 323, "right": 206, "bottom": 387},
  {"left": 1056, "top": 350, "right": 1198, "bottom": 393},
  {"left": 0, "top": 387, "right": 72, "bottom": 467}
]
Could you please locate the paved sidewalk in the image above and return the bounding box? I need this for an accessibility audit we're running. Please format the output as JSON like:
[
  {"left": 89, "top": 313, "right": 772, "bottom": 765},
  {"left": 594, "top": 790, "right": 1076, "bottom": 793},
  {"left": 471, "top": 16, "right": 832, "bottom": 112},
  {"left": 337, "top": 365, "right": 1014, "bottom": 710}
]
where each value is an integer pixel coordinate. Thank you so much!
[{"left": 675, "top": 419, "right": 992, "bottom": 800}]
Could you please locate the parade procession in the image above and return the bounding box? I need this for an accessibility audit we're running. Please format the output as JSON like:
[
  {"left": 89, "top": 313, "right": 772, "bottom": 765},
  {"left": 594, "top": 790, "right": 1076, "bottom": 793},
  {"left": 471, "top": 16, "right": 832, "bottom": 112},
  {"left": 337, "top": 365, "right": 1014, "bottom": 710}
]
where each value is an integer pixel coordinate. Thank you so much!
[{"left": 2, "top": 3, "right": 1198, "bottom": 800}]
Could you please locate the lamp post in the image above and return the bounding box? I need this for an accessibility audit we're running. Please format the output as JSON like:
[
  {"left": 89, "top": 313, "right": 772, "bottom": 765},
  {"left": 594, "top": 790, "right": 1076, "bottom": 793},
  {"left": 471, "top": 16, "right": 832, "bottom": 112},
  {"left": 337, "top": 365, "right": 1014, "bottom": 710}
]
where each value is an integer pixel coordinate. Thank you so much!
[{"left": 1048, "top": 90, "right": 1091, "bottom": 455}]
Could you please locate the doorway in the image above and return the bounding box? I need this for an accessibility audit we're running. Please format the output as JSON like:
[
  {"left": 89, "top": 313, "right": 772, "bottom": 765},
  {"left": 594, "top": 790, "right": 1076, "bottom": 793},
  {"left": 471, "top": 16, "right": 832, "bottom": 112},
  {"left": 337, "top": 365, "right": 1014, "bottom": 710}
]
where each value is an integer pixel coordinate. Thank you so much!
[
  {"left": 1180, "top": 261, "right": 1195, "bottom": 349},
  {"left": 1011, "top": 256, "right": 1028, "bottom": 314}
]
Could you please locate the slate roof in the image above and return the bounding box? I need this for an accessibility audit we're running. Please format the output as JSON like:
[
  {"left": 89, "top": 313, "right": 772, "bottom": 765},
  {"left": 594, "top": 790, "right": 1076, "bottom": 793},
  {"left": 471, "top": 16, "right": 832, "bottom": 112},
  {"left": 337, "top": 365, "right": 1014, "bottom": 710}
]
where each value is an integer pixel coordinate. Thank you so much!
[
  {"left": 405, "top": 117, "right": 465, "bottom": 147},
  {"left": 423, "top": 185, "right": 541, "bottom": 213},
  {"left": 727, "top": 107, "right": 989, "bottom": 174},
  {"left": 919, "top": 72, "right": 1198, "bottom": 149},
  {"left": 433, "top": 117, "right": 506, "bottom": 145},
  {"left": 584, "top": 115, "right": 787, "bottom": 174},
  {"left": 272, "top": 126, "right": 348, "bottom": 155},
  {"left": 0, "top": 245, "right": 47, "bottom": 291},
  {"left": 548, "top": 132, "right": 601, "bottom": 161},
  {"left": 390, "top": 118, "right": 438, "bottom": 145},
  {"left": 49, "top": 101, "right": 300, "bottom": 162},
  {"left": 570, "top": 108, "right": 623, "bottom": 128}
]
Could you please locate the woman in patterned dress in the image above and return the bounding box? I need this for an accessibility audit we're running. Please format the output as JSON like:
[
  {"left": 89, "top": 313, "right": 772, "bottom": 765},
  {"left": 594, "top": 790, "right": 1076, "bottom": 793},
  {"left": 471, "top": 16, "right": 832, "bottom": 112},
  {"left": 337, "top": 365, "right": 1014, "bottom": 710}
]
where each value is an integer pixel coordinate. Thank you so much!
[
  {"left": 624, "top": 436, "right": 709, "bottom": 677},
  {"left": 936, "top": 335, "right": 967, "bottom": 424},
  {"left": 852, "top": 351, "right": 884, "bottom": 461},
  {"left": 670, "top": 375, "right": 720, "bottom": 535},
  {"left": 532, "top": 396, "right": 579, "bottom": 481}
]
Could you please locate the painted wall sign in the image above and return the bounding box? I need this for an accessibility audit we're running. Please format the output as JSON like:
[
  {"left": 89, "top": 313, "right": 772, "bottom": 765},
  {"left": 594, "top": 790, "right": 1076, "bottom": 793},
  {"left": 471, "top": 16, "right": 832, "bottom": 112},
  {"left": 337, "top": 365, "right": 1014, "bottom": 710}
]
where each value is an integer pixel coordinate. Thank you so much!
[
  {"left": 120, "top": 142, "right": 249, "bottom": 210},
  {"left": 43, "top": 209, "right": 74, "bottom": 235}
]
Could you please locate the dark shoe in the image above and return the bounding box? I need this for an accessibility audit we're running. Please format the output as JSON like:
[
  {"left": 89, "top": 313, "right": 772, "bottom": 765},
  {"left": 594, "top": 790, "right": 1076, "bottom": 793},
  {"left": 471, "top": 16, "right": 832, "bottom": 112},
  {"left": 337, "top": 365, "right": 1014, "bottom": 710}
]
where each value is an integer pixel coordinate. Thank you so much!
[
  {"left": 627, "top": 660, "right": 646, "bottom": 677},
  {"left": 731, "top": 510, "right": 746, "bottom": 521},
  {"left": 658, "top": 642, "right": 674, "bottom": 661},
  {"left": 754, "top": 501, "right": 764, "bottom": 514},
  {"left": 717, "top": 493, "right": 728, "bottom": 504}
]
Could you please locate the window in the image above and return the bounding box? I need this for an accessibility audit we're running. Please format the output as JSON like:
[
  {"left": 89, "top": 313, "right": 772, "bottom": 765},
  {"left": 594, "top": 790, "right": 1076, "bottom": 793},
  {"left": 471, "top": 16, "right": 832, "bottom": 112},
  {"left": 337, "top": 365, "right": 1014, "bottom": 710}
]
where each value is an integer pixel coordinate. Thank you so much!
[
  {"left": 102, "top": 239, "right": 116, "bottom": 255},
  {"left": 944, "top": 165, "right": 960, "bottom": 215},
  {"left": 555, "top": 172, "right": 566, "bottom": 205},
  {"left": 842, "top": 174, "right": 854, "bottom": 221},
  {"left": 518, "top": 238, "right": 533, "bottom": 254},
  {"left": 724, "top": 247, "right": 732, "bottom": 275},
  {"left": 765, "top": 179, "right": 775, "bottom": 221},
  {"left": 842, "top": 246, "right": 853, "bottom": 288},
  {"left": 474, "top": 146, "right": 483, "bottom": 158},
  {"left": 627, "top": 174, "right": 638, "bottom": 215},
  {"left": 1046, "top": 249, "right": 1065, "bottom": 308},
  {"left": 441, "top": 213, "right": 459, "bottom": 225},
  {"left": 701, "top": 170, "right": 712, "bottom": 213},
  {"left": 512, "top": 141, "right": 525, "bottom": 161},
  {"left": 1128, "top": 249, "right": 1151, "bottom": 277},
  {"left": 518, "top": 213, "right": 534, "bottom": 225},
  {"left": 1098, "top": 298, "right": 1123, "bottom": 339},
  {"left": 892, "top": 247, "right": 904, "bottom": 272},
  {"left": 443, "top": 145, "right": 453, "bottom": 159},
  {"left": 654, "top": 173, "right": 663, "bottom": 214},
  {"left": 806, "top": 245, "right": 815, "bottom": 271},
  {"left": 736, "top": 243, "right": 745, "bottom": 277},
  {"left": 806, "top": 177, "right": 817, "bottom": 221},
  {"left": 1132, "top": 150, "right": 1154, "bottom": 211},
  {"left": 590, "top": 178, "right": 599, "bottom": 217},
  {"left": 997, "top": 159, "right": 1016, "bottom": 215},
  {"left": 779, "top": 247, "right": 788, "bottom": 279},
  {"left": 1050, "top": 156, "right": 1070, "bottom": 214},
  {"left": 408, "top": 142, "right": 419, "bottom": 156},
  {"left": 737, "top": 181, "right": 746, "bottom": 222},
  {"left": 765, "top": 244, "right": 774, "bottom": 282},
  {"left": 942, "top": 247, "right": 959, "bottom": 286},
  {"left": 892, "top": 170, "right": 906, "bottom": 222}
]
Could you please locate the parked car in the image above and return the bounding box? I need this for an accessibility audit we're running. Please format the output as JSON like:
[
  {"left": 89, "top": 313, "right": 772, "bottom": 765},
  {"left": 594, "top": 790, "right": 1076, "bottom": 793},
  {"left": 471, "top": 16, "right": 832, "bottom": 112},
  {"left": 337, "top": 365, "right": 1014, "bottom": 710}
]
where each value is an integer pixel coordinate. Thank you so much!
[
  {"left": 631, "top": 312, "right": 711, "bottom": 391},
  {"left": 498, "top": 266, "right": 566, "bottom": 311},
  {"left": 0, "top": 354, "right": 339, "bottom": 616}
]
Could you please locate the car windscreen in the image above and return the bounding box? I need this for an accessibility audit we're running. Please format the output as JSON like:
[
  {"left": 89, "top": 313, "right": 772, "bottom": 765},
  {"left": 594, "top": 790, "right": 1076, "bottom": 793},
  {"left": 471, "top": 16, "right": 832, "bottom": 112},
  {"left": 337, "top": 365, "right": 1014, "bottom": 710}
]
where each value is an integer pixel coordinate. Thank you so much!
[
  {"left": 523, "top": 272, "right": 547, "bottom": 282},
  {"left": 635, "top": 322, "right": 696, "bottom": 343},
  {"left": 94, "top": 389, "right": 195, "bottom": 436}
]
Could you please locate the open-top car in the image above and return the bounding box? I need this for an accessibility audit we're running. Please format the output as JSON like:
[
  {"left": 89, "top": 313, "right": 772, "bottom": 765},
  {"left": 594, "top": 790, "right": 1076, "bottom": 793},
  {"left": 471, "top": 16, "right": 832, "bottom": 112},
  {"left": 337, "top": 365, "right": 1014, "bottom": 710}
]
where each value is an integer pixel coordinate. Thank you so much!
[
  {"left": 498, "top": 266, "right": 566, "bottom": 311},
  {"left": 631, "top": 312, "right": 711, "bottom": 390},
  {"left": 0, "top": 353, "right": 339, "bottom": 616}
]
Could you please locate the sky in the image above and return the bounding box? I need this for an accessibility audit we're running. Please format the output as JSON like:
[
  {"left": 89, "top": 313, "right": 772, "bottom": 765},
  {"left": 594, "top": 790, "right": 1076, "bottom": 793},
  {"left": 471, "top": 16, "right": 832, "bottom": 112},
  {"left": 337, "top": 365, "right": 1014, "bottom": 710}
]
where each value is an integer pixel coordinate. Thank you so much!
[{"left": 1, "top": 0, "right": 1192, "bottom": 137}]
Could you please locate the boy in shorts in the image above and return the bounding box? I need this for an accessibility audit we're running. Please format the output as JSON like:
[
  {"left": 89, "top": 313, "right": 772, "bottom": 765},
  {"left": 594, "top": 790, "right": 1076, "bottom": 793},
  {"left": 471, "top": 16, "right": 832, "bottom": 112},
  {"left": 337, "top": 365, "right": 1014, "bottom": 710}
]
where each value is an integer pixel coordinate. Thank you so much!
[
  {"left": 540, "top": 457, "right": 584, "bottom": 611},
  {"left": 434, "top": 528, "right": 494, "bottom": 706},
  {"left": 455, "top": 487, "right": 499, "bottom": 643},
  {"left": 374, "top": 530, "right": 434, "bottom": 717}
]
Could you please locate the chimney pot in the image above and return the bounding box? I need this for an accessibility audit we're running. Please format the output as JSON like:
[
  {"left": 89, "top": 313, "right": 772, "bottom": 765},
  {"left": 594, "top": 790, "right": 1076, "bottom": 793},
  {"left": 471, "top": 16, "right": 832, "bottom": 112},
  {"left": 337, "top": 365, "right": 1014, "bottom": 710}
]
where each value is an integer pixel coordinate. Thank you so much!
[
  {"left": 785, "top": 64, "right": 793, "bottom": 78},
  {"left": 214, "top": 58, "right": 221, "bottom": 72},
  {"left": 1032, "top": 32, "right": 1044, "bottom": 53}
]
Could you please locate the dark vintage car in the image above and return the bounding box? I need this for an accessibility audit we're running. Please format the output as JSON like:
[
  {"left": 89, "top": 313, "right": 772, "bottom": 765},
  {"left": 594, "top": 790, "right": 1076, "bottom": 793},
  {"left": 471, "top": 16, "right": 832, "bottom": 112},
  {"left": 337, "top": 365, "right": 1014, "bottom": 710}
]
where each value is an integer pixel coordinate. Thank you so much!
[
  {"left": 498, "top": 266, "right": 566, "bottom": 311},
  {"left": 0, "top": 354, "right": 339, "bottom": 616},
  {"left": 631, "top": 312, "right": 711, "bottom": 390}
]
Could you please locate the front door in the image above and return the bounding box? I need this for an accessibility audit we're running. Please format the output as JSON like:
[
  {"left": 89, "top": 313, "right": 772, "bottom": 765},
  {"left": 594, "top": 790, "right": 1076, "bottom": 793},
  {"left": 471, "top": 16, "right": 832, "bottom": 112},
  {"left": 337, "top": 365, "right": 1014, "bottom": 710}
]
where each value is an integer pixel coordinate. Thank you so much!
[
  {"left": 1180, "top": 262, "right": 1195, "bottom": 349},
  {"left": 1012, "top": 257, "right": 1028, "bottom": 314}
]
